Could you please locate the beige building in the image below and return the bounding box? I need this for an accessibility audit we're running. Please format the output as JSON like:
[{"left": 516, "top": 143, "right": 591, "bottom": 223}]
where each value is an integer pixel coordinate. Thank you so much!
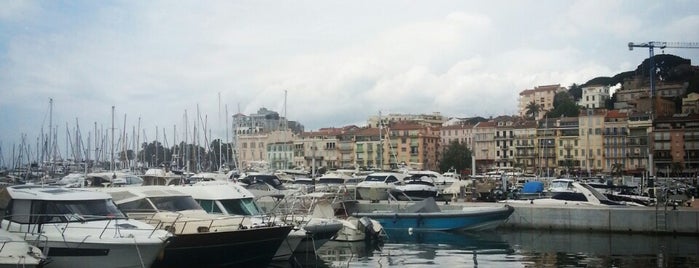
[
  {"left": 294, "top": 129, "right": 342, "bottom": 173},
  {"left": 578, "top": 109, "right": 606, "bottom": 175},
  {"left": 353, "top": 127, "right": 382, "bottom": 170},
  {"left": 603, "top": 110, "right": 628, "bottom": 173},
  {"left": 513, "top": 121, "right": 538, "bottom": 174},
  {"left": 473, "top": 121, "right": 497, "bottom": 173},
  {"left": 627, "top": 113, "right": 652, "bottom": 176},
  {"left": 518, "top": 84, "right": 566, "bottom": 119},
  {"left": 682, "top": 92, "right": 699, "bottom": 114},
  {"left": 554, "top": 116, "right": 580, "bottom": 176},
  {"left": 238, "top": 130, "right": 294, "bottom": 169},
  {"left": 440, "top": 124, "right": 475, "bottom": 148}
]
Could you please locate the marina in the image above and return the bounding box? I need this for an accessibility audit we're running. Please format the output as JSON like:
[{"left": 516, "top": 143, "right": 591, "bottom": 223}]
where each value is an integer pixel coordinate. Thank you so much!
[{"left": 306, "top": 229, "right": 699, "bottom": 268}]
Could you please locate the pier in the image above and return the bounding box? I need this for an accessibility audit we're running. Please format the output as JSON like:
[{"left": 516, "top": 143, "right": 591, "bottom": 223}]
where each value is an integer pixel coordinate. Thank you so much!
[{"left": 345, "top": 200, "right": 699, "bottom": 235}]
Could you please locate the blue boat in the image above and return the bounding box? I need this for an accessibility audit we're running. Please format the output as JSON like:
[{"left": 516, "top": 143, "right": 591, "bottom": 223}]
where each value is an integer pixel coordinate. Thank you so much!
[{"left": 354, "top": 197, "right": 514, "bottom": 231}]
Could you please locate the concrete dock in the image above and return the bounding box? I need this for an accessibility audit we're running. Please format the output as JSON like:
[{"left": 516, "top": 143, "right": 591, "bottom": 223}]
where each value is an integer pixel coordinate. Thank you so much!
[{"left": 350, "top": 200, "right": 699, "bottom": 235}]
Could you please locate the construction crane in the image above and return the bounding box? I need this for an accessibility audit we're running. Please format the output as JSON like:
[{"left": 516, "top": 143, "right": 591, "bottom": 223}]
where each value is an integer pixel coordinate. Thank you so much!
[{"left": 628, "top": 41, "right": 699, "bottom": 102}]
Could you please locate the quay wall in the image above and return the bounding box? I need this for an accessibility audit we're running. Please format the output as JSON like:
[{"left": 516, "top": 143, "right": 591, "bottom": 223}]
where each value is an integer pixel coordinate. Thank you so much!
[{"left": 350, "top": 201, "right": 699, "bottom": 234}]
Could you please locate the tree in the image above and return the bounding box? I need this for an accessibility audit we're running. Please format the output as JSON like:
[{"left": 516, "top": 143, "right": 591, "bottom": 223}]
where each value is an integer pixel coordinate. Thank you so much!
[
  {"left": 547, "top": 92, "right": 581, "bottom": 118},
  {"left": 525, "top": 101, "right": 541, "bottom": 119},
  {"left": 439, "top": 141, "right": 472, "bottom": 174},
  {"left": 568, "top": 83, "right": 583, "bottom": 100}
]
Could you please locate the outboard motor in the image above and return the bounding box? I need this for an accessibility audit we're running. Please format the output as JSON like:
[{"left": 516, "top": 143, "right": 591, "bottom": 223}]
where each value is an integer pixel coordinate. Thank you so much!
[{"left": 359, "top": 216, "right": 378, "bottom": 240}]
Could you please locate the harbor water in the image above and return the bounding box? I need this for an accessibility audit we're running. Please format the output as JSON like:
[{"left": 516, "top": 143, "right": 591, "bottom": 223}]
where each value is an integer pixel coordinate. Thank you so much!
[{"left": 276, "top": 229, "right": 699, "bottom": 268}]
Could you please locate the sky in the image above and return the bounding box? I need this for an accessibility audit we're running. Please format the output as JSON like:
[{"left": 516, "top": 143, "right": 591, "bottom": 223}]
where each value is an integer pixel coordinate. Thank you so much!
[{"left": 1, "top": 0, "right": 699, "bottom": 163}]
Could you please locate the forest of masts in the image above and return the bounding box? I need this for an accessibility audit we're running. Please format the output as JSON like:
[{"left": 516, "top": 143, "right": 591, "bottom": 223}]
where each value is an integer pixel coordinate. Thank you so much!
[{"left": 1, "top": 98, "right": 239, "bottom": 178}]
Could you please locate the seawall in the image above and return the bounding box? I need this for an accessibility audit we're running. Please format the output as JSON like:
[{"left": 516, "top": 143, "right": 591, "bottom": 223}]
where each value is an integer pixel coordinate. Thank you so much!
[{"left": 350, "top": 200, "right": 699, "bottom": 235}]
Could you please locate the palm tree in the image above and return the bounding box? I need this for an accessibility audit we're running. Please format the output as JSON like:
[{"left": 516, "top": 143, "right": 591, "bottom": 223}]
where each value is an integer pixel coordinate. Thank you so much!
[
  {"left": 611, "top": 163, "right": 624, "bottom": 178},
  {"left": 525, "top": 101, "right": 541, "bottom": 119}
]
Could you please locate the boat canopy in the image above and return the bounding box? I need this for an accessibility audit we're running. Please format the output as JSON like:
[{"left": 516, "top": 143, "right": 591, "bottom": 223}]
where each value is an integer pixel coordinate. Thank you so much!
[{"left": 522, "top": 181, "right": 544, "bottom": 193}]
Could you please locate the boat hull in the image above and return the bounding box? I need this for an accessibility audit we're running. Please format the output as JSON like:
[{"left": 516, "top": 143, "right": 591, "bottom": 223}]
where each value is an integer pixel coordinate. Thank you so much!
[
  {"left": 152, "top": 225, "right": 292, "bottom": 268},
  {"left": 356, "top": 186, "right": 392, "bottom": 201},
  {"left": 272, "top": 229, "right": 305, "bottom": 261},
  {"left": 355, "top": 206, "right": 515, "bottom": 231},
  {"left": 38, "top": 240, "right": 164, "bottom": 268}
]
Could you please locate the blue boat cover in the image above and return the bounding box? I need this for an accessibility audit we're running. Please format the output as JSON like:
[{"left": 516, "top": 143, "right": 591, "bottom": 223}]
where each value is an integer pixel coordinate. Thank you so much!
[{"left": 522, "top": 181, "right": 544, "bottom": 193}]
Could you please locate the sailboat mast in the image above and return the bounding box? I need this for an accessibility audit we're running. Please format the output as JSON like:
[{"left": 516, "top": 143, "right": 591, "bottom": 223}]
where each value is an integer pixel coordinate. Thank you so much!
[{"left": 110, "top": 106, "right": 115, "bottom": 174}]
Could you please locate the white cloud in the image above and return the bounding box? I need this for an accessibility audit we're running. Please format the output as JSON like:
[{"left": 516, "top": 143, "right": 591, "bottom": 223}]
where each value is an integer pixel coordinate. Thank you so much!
[{"left": 0, "top": 0, "right": 698, "bottom": 149}]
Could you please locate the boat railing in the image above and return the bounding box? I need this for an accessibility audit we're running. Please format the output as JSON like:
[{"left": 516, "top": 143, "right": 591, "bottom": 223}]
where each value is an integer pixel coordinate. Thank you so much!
[
  {"left": 124, "top": 211, "right": 255, "bottom": 234},
  {"left": 2, "top": 214, "right": 163, "bottom": 239}
]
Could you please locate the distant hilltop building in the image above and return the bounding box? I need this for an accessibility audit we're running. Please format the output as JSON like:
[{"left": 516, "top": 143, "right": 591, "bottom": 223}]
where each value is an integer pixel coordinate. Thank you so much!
[
  {"left": 518, "top": 84, "right": 567, "bottom": 120},
  {"left": 233, "top": 107, "right": 304, "bottom": 135},
  {"left": 367, "top": 112, "right": 445, "bottom": 128},
  {"left": 579, "top": 84, "right": 610, "bottom": 109}
]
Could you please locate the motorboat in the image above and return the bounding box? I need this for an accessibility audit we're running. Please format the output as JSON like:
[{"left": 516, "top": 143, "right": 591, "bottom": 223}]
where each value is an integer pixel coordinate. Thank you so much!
[
  {"left": 502, "top": 181, "right": 628, "bottom": 206},
  {"left": 390, "top": 174, "right": 439, "bottom": 201},
  {"left": 141, "top": 168, "right": 185, "bottom": 186},
  {"left": 354, "top": 197, "right": 514, "bottom": 231},
  {"left": 442, "top": 168, "right": 462, "bottom": 181},
  {"left": 54, "top": 172, "right": 144, "bottom": 188},
  {"left": 98, "top": 186, "right": 293, "bottom": 268},
  {"left": 355, "top": 172, "right": 407, "bottom": 202},
  {"left": 315, "top": 171, "right": 362, "bottom": 193},
  {"left": 236, "top": 172, "right": 299, "bottom": 198},
  {"left": 171, "top": 182, "right": 305, "bottom": 262},
  {"left": 407, "top": 170, "right": 457, "bottom": 186},
  {"left": 0, "top": 228, "right": 44, "bottom": 267},
  {"left": 187, "top": 172, "right": 229, "bottom": 183},
  {"left": 294, "top": 192, "right": 384, "bottom": 242},
  {"left": 0, "top": 185, "right": 170, "bottom": 268}
]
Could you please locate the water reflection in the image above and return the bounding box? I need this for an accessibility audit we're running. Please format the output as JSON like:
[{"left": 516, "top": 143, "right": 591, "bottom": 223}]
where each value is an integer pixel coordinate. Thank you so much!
[
  {"left": 500, "top": 229, "right": 699, "bottom": 268},
  {"left": 292, "top": 229, "right": 699, "bottom": 268}
]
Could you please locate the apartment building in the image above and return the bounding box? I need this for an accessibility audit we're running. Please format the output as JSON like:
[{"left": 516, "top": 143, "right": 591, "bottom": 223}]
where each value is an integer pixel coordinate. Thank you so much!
[
  {"left": 652, "top": 114, "right": 699, "bottom": 177},
  {"left": 627, "top": 113, "right": 652, "bottom": 176},
  {"left": 518, "top": 84, "right": 566, "bottom": 120},
  {"left": 682, "top": 93, "right": 699, "bottom": 114},
  {"left": 238, "top": 129, "right": 294, "bottom": 169},
  {"left": 578, "top": 109, "right": 606, "bottom": 175},
  {"left": 536, "top": 117, "right": 557, "bottom": 176},
  {"left": 294, "top": 129, "right": 342, "bottom": 172},
  {"left": 494, "top": 116, "right": 517, "bottom": 169},
  {"left": 473, "top": 121, "right": 497, "bottom": 173},
  {"left": 367, "top": 112, "right": 446, "bottom": 128},
  {"left": 385, "top": 122, "right": 440, "bottom": 171},
  {"left": 353, "top": 127, "right": 382, "bottom": 170},
  {"left": 579, "top": 85, "right": 610, "bottom": 109},
  {"left": 513, "top": 121, "right": 537, "bottom": 174},
  {"left": 603, "top": 110, "right": 628, "bottom": 173},
  {"left": 555, "top": 116, "right": 581, "bottom": 176}
]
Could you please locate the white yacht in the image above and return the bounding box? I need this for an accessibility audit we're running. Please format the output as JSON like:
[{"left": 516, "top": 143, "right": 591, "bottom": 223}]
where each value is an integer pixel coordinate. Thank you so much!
[
  {"left": 315, "top": 171, "right": 362, "bottom": 193},
  {"left": 355, "top": 172, "right": 406, "bottom": 202},
  {"left": 391, "top": 174, "right": 439, "bottom": 201},
  {"left": 0, "top": 229, "right": 44, "bottom": 267},
  {"left": 171, "top": 182, "right": 305, "bottom": 262},
  {"left": 407, "top": 170, "right": 457, "bottom": 186},
  {"left": 98, "top": 186, "right": 292, "bottom": 268},
  {"left": 0, "top": 185, "right": 170, "bottom": 268},
  {"left": 501, "top": 181, "right": 626, "bottom": 206}
]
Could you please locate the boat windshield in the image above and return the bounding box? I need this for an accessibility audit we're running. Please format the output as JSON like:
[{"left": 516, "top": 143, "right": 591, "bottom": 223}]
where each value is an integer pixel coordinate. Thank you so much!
[
  {"left": 219, "top": 198, "right": 263, "bottom": 216},
  {"left": 318, "top": 178, "right": 345, "bottom": 184},
  {"left": 364, "top": 175, "right": 387, "bottom": 182},
  {"left": 43, "top": 200, "right": 126, "bottom": 221},
  {"left": 149, "top": 196, "right": 202, "bottom": 212},
  {"left": 550, "top": 180, "right": 572, "bottom": 191}
]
